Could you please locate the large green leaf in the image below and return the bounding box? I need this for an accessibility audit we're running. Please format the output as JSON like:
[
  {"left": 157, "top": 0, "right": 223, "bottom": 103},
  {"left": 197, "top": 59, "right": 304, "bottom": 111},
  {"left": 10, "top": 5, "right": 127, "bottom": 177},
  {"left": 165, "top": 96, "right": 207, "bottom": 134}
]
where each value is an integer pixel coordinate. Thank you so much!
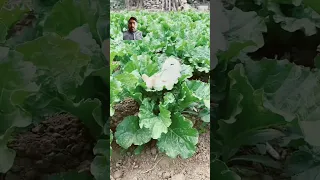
[
  {"left": 123, "top": 54, "right": 159, "bottom": 76},
  {"left": 218, "top": 64, "right": 287, "bottom": 147},
  {"left": 115, "top": 71, "right": 139, "bottom": 91},
  {"left": 286, "top": 150, "right": 315, "bottom": 175},
  {"left": 157, "top": 113, "right": 198, "bottom": 159},
  {"left": 185, "top": 80, "right": 210, "bottom": 108},
  {"left": 212, "top": 0, "right": 229, "bottom": 70},
  {"left": 225, "top": 7, "right": 267, "bottom": 52},
  {"left": 44, "top": 0, "right": 98, "bottom": 38},
  {"left": 66, "top": 24, "right": 107, "bottom": 77},
  {"left": 211, "top": 159, "right": 241, "bottom": 180},
  {"left": 179, "top": 64, "right": 193, "bottom": 81},
  {"left": 91, "top": 136, "right": 109, "bottom": 180},
  {"left": 115, "top": 116, "right": 152, "bottom": 149},
  {"left": 110, "top": 76, "right": 122, "bottom": 116},
  {"left": 163, "top": 92, "right": 176, "bottom": 111},
  {"left": 186, "top": 46, "right": 210, "bottom": 73},
  {"left": 268, "top": 2, "right": 320, "bottom": 36},
  {"left": 292, "top": 165, "right": 320, "bottom": 180},
  {"left": 91, "top": 156, "right": 108, "bottom": 180},
  {"left": 229, "top": 155, "right": 282, "bottom": 169},
  {"left": 93, "top": 139, "right": 108, "bottom": 157},
  {"left": 243, "top": 59, "right": 320, "bottom": 146},
  {"left": 16, "top": 33, "right": 90, "bottom": 99},
  {"left": 138, "top": 98, "right": 171, "bottom": 139},
  {"left": 0, "top": 142, "right": 15, "bottom": 174},
  {"left": 176, "top": 82, "right": 199, "bottom": 111}
]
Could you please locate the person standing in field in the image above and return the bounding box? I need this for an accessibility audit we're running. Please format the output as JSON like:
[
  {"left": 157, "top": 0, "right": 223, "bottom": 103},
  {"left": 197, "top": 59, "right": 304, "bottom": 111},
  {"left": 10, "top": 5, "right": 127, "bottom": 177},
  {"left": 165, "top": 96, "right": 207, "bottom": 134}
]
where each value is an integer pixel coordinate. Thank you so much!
[{"left": 123, "top": 17, "right": 143, "bottom": 40}]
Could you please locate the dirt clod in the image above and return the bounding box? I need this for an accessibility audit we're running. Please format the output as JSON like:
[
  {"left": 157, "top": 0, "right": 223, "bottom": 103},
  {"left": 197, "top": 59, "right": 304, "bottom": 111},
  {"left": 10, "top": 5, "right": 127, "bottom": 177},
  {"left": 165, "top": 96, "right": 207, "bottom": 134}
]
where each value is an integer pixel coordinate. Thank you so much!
[
  {"left": 5, "top": 113, "right": 95, "bottom": 179},
  {"left": 171, "top": 174, "right": 185, "bottom": 180},
  {"left": 151, "top": 147, "right": 157, "bottom": 155},
  {"left": 110, "top": 98, "right": 140, "bottom": 131},
  {"left": 162, "top": 172, "right": 171, "bottom": 179},
  {"left": 114, "top": 170, "right": 124, "bottom": 179}
]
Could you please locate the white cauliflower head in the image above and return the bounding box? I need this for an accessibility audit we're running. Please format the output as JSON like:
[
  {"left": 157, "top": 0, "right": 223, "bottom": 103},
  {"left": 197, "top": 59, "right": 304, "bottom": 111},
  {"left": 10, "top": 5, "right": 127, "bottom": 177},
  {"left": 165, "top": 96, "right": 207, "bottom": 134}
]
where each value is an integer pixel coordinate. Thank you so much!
[{"left": 142, "top": 57, "right": 182, "bottom": 91}]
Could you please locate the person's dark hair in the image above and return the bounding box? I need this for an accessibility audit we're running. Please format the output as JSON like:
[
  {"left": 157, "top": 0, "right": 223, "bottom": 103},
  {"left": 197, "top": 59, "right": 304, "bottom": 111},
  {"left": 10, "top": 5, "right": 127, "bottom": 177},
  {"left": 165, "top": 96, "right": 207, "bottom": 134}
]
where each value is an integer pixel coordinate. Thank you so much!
[{"left": 128, "top": 17, "right": 138, "bottom": 23}]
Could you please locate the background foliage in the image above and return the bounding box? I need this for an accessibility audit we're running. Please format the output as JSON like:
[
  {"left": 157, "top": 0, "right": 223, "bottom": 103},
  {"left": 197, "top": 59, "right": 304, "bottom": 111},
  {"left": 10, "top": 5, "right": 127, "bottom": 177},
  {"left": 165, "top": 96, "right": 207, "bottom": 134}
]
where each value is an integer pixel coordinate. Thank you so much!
[{"left": 212, "top": 0, "right": 320, "bottom": 179}]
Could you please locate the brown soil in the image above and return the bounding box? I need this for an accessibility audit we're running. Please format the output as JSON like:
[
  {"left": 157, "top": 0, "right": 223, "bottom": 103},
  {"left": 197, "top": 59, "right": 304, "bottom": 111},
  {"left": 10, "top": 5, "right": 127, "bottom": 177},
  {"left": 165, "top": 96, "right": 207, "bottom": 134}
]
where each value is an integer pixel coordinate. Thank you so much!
[
  {"left": 110, "top": 98, "right": 140, "bottom": 131},
  {"left": 110, "top": 132, "right": 210, "bottom": 180},
  {"left": 3, "top": 113, "right": 95, "bottom": 180}
]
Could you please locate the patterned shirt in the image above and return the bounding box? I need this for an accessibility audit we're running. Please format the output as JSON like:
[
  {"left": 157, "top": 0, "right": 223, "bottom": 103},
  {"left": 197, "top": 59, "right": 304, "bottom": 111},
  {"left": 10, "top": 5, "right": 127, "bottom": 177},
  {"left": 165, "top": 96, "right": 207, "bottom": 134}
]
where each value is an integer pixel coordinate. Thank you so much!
[{"left": 123, "top": 30, "right": 143, "bottom": 40}]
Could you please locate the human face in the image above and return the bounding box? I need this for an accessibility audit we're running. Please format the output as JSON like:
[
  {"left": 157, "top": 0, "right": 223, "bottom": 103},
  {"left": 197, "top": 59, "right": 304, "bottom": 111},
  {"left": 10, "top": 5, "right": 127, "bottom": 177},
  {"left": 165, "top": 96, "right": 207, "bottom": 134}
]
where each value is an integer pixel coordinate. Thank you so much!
[{"left": 128, "top": 19, "right": 137, "bottom": 32}]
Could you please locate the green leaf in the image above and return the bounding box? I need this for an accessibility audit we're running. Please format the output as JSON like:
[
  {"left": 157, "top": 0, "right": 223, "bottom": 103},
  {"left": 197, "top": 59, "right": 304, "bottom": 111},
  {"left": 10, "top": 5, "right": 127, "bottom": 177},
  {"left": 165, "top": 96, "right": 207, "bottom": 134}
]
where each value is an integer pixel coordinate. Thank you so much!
[
  {"left": 286, "top": 150, "right": 315, "bottom": 175},
  {"left": 225, "top": 7, "right": 267, "bottom": 52},
  {"left": 179, "top": 64, "right": 193, "bottom": 81},
  {"left": 163, "top": 92, "right": 176, "bottom": 110},
  {"left": 217, "top": 64, "right": 287, "bottom": 147},
  {"left": 0, "top": 138, "right": 15, "bottom": 173},
  {"left": 199, "top": 108, "right": 210, "bottom": 122},
  {"left": 292, "top": 164, "right": 320, "bottom": 180},
  {"left": 125, "top": 54, "right": 159, "bottom": 76},
  {"left": 15, "top": 33, "right": 90, "bottom": 99},
  {"left": 110, "top": 76, "right": 122, "bottom": 116},
  {"left": 187, "top": 46, "right": 210, "bottom": 73},
  {"left": 138, "top": 98, "right": 171, "bottom": 139},
  {"left": 110, "top": 51, "right": 118, "bottom": 73},
  {"left": 115, "top": 116, "right": 152, "bottom": 149},
  {"left": 91, "top": 156, "right": 108, "bottom": 180},
  {"left": 268, "top": 3, "right": 320, "bottom": 36},
  {"left": 43, "top": 0, "right": 88, "bottom": 36},
  {"left": 211, "top": 159, "right": 241, "bottom": 180},
  {"left": 115, "top": 71, "right": 139, "bottom": 90},
  {"left": 0, "top": 47, "right": 36, "bottom": 91},
  {"left": 93, "top": 139, "right": 108, "bottom": 157},
  {"left": 177, "top": 82, "right": 198, "bottom": 111},
  {"left": 232, "top": 129, "right": 286, "bottom": 147},
  {"left": 157, "top": 113, "right": 198, "bottom": 159},
  {"left": 96, "top": 12, "right": 109, "bottom": 41},
  {"left": 229, "top": 155, "right": 282, "bottom": 169},
  {"left": 66, "top": 24, "right": 107, "bottom": 77},
  {"left": 134, "top": 145, "right": 145, "bottom": 155},
  {"left": 185, "top": 80, "right": 210, "bottom": 106},
  {"left": 243, "top": 59, "right": 320, "bottom": 146},
  {"left": 299, "top": 121, "right": 320, "bottom": 146}
]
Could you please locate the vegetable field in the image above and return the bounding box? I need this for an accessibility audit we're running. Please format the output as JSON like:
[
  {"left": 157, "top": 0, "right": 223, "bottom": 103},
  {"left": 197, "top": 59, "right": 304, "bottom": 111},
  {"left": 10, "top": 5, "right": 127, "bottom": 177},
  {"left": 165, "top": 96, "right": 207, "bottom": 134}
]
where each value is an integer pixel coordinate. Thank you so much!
[
  {"left": 110, "top": 10, "right": 210, "bottom": 179},
  {"left": 213, "top": 0, "right": 320, "bottom": 179}
]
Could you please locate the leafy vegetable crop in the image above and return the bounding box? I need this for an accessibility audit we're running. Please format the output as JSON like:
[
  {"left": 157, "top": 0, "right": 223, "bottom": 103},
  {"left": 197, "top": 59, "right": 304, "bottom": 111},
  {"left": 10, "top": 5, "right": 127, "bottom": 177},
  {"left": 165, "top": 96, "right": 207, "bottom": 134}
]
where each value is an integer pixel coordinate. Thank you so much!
[
  {"left": 213, "top": 0, "right": 320, "bottom": 179},
  {"left": 110, "top": 10, "right": 210, "bottom": 159}
]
